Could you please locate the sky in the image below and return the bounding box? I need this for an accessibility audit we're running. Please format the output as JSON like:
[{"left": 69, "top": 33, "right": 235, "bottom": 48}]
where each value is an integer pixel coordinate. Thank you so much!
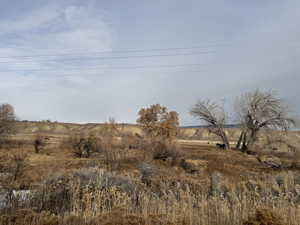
[{"left": 0, "top": 0, "right": 299, "bottom": 125}]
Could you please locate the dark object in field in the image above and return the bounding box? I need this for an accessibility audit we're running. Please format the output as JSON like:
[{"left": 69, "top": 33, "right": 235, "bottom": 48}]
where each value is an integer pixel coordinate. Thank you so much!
[
  {"left": 34, "top": 136, "right": 49, "bottom": 153},
  {"left": 34, "top": 140, "right": 42, "bottom": 153},
  {"left": 245, "top": 150, "right": 257, "bottom": 155},
  {"left": 216, "top": 143, "right": 226, "bottom": 149},
  {"left": 128, "top": 145, "right": 136, "bottom": 149}
]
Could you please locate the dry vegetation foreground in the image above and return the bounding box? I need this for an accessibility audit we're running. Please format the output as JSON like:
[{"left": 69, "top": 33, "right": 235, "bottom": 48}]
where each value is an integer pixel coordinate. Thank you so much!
[{"left": 0, "top": 129, "right": 300, "bottom": 225}]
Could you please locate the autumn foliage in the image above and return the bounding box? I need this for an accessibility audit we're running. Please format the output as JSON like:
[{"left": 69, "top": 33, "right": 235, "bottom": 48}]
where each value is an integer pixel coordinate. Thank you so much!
[{"left": 137, "top": 104, "right": 179, "bottom": 139}]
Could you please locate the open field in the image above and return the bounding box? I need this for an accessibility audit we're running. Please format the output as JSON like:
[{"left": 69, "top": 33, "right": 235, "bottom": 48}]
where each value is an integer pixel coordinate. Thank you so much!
[
  {"left": 0, "top": 121, "right": 300, "bottom": 225},
  {"left": 1, "top": 1, "right": 300, "bottom": 224}
]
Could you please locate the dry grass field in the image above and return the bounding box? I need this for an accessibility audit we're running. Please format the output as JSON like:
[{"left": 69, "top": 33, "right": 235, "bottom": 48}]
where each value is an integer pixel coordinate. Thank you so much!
[{"left": 0, "top": 121, "right": 300, "bottom": 225}]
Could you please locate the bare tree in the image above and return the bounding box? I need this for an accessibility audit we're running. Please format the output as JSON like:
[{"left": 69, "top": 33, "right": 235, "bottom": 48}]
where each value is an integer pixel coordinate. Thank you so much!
[
  {"left": 190, "top": 100, "right": 230, "bottom": 149},
  {"left": 235, "top": 89, "right": 296, "bottom": 151}
]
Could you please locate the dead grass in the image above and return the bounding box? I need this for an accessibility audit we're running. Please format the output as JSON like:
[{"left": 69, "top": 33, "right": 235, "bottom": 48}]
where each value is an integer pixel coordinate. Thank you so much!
[
  {"left": 1, "top": 129, "right": 300, "bottom": 225},
  {"left": 243, "top": 208, "right": 285, "bottom": 225}
]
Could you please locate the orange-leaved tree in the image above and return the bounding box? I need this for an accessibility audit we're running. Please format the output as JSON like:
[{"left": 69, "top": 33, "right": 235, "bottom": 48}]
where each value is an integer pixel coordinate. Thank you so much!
[{"left": 137, "top": 104, "right": 179, "bottom": 139}]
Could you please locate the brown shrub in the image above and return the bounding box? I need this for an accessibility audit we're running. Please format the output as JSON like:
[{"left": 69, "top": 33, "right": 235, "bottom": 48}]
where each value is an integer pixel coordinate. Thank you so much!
[
  {"left": 63, "top": 133, "right": 101, "bottom": 158},
  {"left": 0, "top": 151, "right": 29, "bottom": 191},
  {"left": 33, "top": 134, "right": 48, "bottom": 154},
  {"left": 0, "top": 209, "right": 176, "bottom": 225},
  {"left": 0, "top": 209, "right": 59, "bottom": 225},
  {"left": 243, "top": 208, "right": 285, "bottom": 225},
  {"left": 140, "top": 138, "right": 180, "bottom": 163},
  {"left": 179, "top": 159, "right": 198, "bottom": 174}
]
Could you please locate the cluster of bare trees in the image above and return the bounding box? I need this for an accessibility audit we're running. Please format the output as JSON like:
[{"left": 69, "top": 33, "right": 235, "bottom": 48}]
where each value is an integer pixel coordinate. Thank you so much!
[
  {"left": 0, "top": 89, "right": 298, "bottom": 155},
  {"left": 190, "top": 89, "right": 297, "bottom": 151}
]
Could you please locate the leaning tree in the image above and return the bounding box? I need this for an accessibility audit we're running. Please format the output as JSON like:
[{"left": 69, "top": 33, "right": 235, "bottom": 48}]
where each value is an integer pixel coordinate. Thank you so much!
[
  {"left": 190, "top": 100, "right": 230, "bottom": 149},
  {"left": 235, "top": 89, "right": 296, "bottom": 151}
]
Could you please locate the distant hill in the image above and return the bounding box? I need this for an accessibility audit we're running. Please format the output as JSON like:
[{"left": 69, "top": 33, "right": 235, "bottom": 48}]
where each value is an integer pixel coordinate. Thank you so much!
[{"left": 181, "top": 124, "right": 240, "bottom": 129}]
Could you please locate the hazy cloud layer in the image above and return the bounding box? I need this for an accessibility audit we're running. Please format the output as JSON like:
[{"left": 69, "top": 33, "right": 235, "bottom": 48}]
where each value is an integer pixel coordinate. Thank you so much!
[{"left": 0, "top": 0, "right": 299, "bottom": 125}]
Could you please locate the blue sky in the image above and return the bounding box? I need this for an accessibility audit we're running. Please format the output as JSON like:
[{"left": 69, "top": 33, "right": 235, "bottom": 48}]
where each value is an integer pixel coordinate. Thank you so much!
[{"left": 0, "top": 0, "right": 299, "bottom": 125}]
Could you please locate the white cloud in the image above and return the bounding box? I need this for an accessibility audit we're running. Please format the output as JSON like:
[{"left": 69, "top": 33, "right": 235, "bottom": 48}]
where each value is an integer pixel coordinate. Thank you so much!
[
  {"left": 0, "top": 1, "right": 116, "bottom": 122},
  {"left": 0, "top": 7, "right": 60, "bottom": 34},
  {"left": 0, "top": 4, "right": 114, "bottom": 52},
  {"left": 0, "top": 0, "right": 299, "bottom": 124}
]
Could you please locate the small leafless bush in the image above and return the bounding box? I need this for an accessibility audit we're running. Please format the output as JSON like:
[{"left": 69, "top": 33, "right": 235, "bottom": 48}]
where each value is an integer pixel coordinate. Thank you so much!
[
  {"left": 9, "top": 152, "right": 28, "bottom": 183},
  {"left": 64, "top": 132, "right": 129, "bottom": 170},
  {"left": 96, "top": 118, "right": 130, "bottom": 170},
  {"left": 100, "top": 135, "right": 119, "bottom": 170},
  {"left": 63, "top": 133, "right": 101, "bottom": 158},
  {"left": 140, "top": 138, "right": 180, "bottom": 163}
]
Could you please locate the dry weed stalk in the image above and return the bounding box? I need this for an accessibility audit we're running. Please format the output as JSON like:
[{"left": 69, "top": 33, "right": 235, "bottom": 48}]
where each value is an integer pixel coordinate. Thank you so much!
[{"left": 1, "top": 168, "right": 300, "bottom": 225}]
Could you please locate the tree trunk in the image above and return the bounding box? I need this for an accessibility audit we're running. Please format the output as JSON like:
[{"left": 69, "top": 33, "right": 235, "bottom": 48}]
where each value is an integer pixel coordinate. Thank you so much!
[
  {"left": 246, "top": 130, "right": 257, "bottom": 151},
  {"left": 241, "top": 132, "right": 248, "bottom": 152},
  {"left": 221, "top": 131, "right": 230, "bottom": 150},
  {"left": 210, "top": 127, "right": 230, "bottom": 150},
  {"left": 236, "top": 130, "right": 245, "bottom": 149}
]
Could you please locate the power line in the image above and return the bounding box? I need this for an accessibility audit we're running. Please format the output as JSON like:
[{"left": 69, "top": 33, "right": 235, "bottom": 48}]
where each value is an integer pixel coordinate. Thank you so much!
[
  {"left": 1, "top": 63, "right": 206, "bottom": 73},
  {"left": 0, "top": 51, "right": 214, "bottom": 64},
  {"left": 32, "top": 69, "right": 206, "bottom": 78},
  {"left": 0, "top": 45, "right": 224, "bottom": 59}
]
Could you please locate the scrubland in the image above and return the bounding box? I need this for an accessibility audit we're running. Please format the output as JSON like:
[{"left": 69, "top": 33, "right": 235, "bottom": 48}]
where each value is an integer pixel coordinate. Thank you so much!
[{"left": 0, "top": 122, "right": 299, "bottom": 225}]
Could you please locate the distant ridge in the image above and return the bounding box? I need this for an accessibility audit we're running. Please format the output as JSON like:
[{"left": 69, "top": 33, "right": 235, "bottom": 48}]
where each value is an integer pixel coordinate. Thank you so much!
[
  {"left": 20, "top": 120, "right": 241, "bottom": 129},
  {"left": 180, "top": 124, "right": 240, "bottom": 129}
]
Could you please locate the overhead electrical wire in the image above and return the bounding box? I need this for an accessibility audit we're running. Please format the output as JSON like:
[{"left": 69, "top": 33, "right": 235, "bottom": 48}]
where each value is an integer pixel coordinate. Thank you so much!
[
  {"left": 0, "top": 44, "right": 226, "bottom": 59},
  {"left": 35, "top": 69, "right": 207, "bottom": 78},
  {"left": 2, "top": 63, "right": 207, "bottom": 73},
  {"left": 0, "top": 45, "right": 219, "bottom": 75},
  {"left": 0, "top": 51, "right": 214, "bottom": 64}
]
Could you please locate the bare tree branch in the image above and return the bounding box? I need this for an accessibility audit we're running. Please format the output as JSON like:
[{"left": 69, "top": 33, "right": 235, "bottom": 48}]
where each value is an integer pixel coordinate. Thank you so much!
[
  {"left": 235, "top": 89, "right": 296, "bottom": 151},
  {"left": 190, "top": 100, "right": 230, "bottom": 149}
]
